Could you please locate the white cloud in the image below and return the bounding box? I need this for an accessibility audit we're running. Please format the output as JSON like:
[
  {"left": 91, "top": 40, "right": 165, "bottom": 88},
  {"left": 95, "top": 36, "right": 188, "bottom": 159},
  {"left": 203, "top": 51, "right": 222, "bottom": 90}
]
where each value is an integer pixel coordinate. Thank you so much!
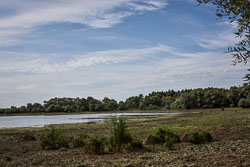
[
  {"left": 82, "top": 12, "right": 134, "bottom": 28},
  {"left": 196, "top": 21, "right": 240, "bottom": 50},
  {"left": 128, "top": 0, "right": 167, "bottom": 11},
  {"left": 0, "top": 0, "right": 167, "bottom": 46},
  {"left": 145, "top": 0, "right": 167, "bottom": 8},
  {"left": 0, "top": 45, "right": 173, "bottom": 73},
  {"left": 16, "top": 85, "right": 35, "bottom": 90},
  {"left": 0, "top": 29, "right": 29, "bottom": 46},
  {"left": 197, "top": 33, "right": 239, "bottom": 50},
  {"left": 60, "top": 81, "right": 90, "bottom": 87},
  {"left": 0, "top": 45, "right": 247, "bottom": 107}
]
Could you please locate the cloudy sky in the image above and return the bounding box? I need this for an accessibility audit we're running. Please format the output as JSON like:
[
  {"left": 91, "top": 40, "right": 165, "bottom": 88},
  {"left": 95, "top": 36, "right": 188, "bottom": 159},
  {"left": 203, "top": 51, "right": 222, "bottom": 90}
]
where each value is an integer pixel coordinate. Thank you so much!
[{"left": 0, "top": 0, "right": 248, "bottom": 108}]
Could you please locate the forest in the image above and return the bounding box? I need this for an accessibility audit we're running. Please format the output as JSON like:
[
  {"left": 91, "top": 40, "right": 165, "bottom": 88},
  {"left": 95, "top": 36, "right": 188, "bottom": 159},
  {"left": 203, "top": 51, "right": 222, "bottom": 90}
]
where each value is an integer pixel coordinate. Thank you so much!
[{"left": 0, "top": 83, "right": 249, "bottom": 114}]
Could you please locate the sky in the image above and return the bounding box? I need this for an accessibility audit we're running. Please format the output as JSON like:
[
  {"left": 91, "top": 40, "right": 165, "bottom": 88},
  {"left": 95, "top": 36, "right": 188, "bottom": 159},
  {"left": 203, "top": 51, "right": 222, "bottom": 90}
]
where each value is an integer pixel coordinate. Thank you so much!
[{"left": 0, "top": 0, "right": 248, "bottom": 108}]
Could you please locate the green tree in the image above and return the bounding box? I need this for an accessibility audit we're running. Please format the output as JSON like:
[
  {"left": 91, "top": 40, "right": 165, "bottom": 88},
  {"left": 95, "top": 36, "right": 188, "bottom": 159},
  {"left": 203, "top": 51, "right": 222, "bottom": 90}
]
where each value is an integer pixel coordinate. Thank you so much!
[
  {"left": 108, "top": 117, "right": 133, "bottom": 151},
  {"left": 203, "top": 89, "right": 229, "bottom": 108},
  {"left": 125, "top": 96, "right": 142, "bottom": 109},
  {"left": 170, "top": 93, "right": 195, "bottom": 109},
  {"left": 162, "top": 96, "right": 174, "bottom": 109},
  {"left": 118, "top": 101, "right": 127, "bottom": 110},
  {"left": 94, "top": 103, "right": 104, "bottom": 111},
  {"left": 238, "top": 98, "right": 250, "bottom": 108},
  {"left": 138, "top": 101, "right": 146, "bottom": 110},
  {"left": 10, "top": 106, "right": 17, "bottom": 113},
  {"left": 227, "top": 86, "right": 241, "bottom": 107},
  {"left": 102, "top": 97, "right": 111, "bottom": 111},
  {"left": 108, "top": 100, "right": 118, "bottom": 111}
]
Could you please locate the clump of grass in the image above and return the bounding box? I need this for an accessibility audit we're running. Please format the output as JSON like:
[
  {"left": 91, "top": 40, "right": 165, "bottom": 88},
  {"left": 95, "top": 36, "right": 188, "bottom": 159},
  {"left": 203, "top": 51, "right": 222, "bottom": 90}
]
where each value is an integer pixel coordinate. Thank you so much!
[
  {"left": 84, "top": 135, "right": 106, "bottom": 154},
  {"left": 71, "top": 134, "right": 89, "bottom": 148},
  {"left": 23, "top": 133, "right": 36, "bottom": 141},
  {"left": 181, "top": 131, "right": 213, "bottom": 144},
  {"left": 38, "top": 126, "right": 69, "bottom": 150}
]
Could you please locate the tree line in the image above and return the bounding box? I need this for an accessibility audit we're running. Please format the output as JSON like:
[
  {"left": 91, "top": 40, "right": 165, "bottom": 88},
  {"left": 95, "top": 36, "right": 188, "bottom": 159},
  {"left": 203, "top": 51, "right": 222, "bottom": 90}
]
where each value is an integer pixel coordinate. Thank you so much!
[{"left": 0, "top": 83, "right": 249, "bottom": 114}]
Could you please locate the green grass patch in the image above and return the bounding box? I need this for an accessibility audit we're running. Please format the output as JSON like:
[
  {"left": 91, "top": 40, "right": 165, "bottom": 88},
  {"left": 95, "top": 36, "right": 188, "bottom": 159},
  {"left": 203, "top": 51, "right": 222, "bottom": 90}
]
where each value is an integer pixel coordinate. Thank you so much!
[{"left": 169, "top": 110, "right": 250, "bottom": 131}]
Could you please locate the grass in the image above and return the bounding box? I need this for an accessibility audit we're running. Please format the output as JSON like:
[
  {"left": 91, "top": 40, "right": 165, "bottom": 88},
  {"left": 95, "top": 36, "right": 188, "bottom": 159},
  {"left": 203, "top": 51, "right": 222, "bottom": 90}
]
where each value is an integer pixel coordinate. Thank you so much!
[
  {"left": 170, "top": 110, "right": 250, "bottom": 131},
  {"left": 0, "top": 109, "right": 248, "bottom": 136}
]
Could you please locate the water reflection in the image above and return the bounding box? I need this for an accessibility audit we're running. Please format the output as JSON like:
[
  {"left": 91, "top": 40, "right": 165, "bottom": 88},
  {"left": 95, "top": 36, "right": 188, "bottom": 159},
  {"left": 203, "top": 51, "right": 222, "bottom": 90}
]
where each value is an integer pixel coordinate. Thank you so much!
[{"left": 0, "top": 112, "right": 179, "bottom": 129}]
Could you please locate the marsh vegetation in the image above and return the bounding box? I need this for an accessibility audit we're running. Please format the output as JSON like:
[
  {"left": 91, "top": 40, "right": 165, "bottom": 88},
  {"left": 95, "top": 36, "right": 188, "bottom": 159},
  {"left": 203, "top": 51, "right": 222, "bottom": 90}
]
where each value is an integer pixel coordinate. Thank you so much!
[{"left": 0, "top": 108, "right": 249, "bottom": 166}]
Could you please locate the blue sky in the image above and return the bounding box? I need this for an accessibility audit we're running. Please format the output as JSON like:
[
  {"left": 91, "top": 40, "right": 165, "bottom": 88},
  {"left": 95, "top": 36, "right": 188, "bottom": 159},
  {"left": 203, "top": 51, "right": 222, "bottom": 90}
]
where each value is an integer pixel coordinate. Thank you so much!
[{"left": 0, "top": 0, "right": 248, "bottom": 107}]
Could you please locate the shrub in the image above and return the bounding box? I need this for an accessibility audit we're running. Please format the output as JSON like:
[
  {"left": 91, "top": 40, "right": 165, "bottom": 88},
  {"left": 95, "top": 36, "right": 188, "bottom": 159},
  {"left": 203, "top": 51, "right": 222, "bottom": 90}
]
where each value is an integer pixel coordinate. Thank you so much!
[
  {"left": 145, "top": 127, "right": 180, "bottom": 145},
  {"left": 38, "top": 126, "right": 69, "bottom": 150},
  {"left": 145, "top": 133, "right": 162, "bottom": 144},
  {"left": 23, "top": 133, "right": 36, "bottom": 141},
  {"left": 108, "top": 116, "right": 133, "bottom": 151},
  {"left": 182, "top": 131, "right": 213, "bottom": 144},
  {"left": 85, "top": 135, "right": 105, "bottom": 154},
  {"left": 155, "top": 127, "right": 169, "bottom": 143},
  {"left": 72, "top": 134, "right": 89, "bottom": 148}
]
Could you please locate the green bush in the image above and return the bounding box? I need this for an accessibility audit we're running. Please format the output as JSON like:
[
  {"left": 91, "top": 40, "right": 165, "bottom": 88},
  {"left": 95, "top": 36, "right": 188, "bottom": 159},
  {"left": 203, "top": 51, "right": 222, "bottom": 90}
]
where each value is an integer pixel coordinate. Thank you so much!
[
  {"left": 145, "top": 127, "right": 180, "bottom": 145},
  {"left": 85, "top": 135, "right": 105, "bottom": 154},
  {"left": 155, "top": 127, "right": 169, "bottom": 143},
  {"left": 72, "top": 134, "right": 89, "bottom": 148},
  {"left": 182, "top": 131, "right": 213, "bottom": 144},
  {"left": 145, "top": 133, "right": 162, "bottom": 144},
  {"left": 38, "top": 126, "right": 69, "bottom": 150},
  {"left": 108, "top": 116, "right": 133, "bottom": 151}
]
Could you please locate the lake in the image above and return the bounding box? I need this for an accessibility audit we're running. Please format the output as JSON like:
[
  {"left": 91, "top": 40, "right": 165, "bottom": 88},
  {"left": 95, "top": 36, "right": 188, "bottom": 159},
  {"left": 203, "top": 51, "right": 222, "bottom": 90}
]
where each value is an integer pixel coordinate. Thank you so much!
[{"left": 0, "top": 112, "right": 179, "bottom": 129}]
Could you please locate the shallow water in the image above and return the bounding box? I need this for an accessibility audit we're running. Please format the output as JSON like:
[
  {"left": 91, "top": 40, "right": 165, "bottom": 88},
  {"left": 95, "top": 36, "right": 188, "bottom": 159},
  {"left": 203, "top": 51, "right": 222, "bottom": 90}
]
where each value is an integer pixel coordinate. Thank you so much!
[{"left": 0, "top": 112, "right": 179, "bottom": 129}]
